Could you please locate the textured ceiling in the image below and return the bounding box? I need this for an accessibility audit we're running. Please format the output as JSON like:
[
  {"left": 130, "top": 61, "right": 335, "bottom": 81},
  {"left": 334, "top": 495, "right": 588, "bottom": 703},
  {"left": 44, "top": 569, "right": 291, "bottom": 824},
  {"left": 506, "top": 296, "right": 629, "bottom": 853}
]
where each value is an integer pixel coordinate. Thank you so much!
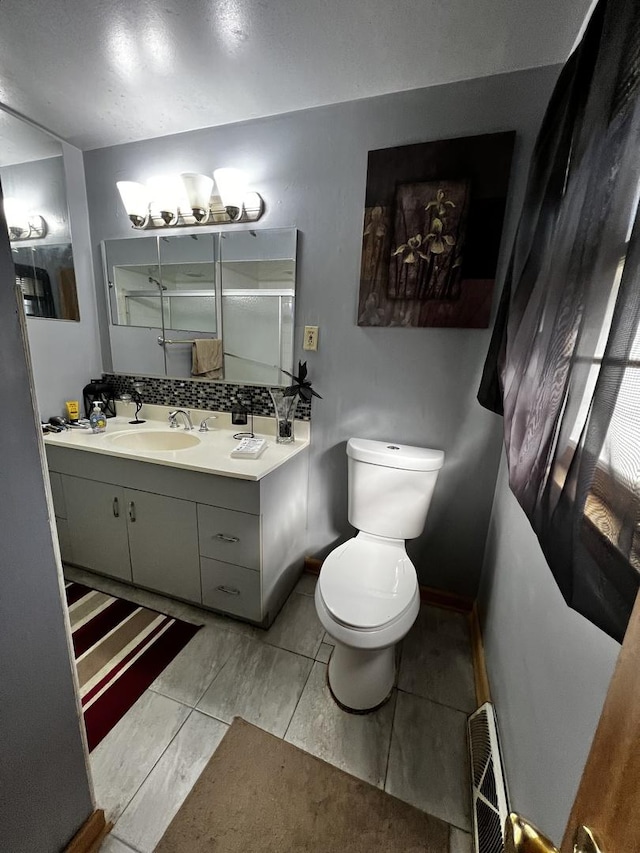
[{"left": 0, "top": 0, "right": 592, "bottom": 150}]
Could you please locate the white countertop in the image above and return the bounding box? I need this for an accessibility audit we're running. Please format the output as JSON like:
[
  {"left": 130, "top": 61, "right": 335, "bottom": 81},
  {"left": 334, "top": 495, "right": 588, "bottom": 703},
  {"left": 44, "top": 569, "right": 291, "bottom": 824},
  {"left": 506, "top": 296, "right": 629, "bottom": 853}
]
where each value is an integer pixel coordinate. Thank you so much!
[{"left": 43, "top": 404, "right": 310, "bottom": 482}]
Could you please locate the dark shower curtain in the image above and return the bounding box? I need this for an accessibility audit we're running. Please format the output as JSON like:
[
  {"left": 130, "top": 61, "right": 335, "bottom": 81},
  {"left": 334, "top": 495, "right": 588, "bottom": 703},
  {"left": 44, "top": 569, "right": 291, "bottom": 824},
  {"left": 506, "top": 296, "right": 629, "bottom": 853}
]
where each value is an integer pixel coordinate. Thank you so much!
[{"left": 479, "top": 0, "right": 640, "bottom": 642}]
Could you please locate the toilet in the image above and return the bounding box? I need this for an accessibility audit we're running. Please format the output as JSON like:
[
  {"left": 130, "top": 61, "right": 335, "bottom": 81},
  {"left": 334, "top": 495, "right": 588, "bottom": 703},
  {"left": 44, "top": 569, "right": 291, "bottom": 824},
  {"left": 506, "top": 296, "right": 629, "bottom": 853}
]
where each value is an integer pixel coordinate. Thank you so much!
[{"left": 315, "top": 437, "right": 444, "bottom": 712}]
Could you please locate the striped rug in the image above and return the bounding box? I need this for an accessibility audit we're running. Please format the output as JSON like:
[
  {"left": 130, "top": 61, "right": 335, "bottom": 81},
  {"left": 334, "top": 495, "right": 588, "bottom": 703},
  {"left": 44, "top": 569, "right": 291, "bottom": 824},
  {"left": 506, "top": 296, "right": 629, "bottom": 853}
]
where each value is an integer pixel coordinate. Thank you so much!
[{"left": 65, "top": 581, "right": 201, "bottom": 751}]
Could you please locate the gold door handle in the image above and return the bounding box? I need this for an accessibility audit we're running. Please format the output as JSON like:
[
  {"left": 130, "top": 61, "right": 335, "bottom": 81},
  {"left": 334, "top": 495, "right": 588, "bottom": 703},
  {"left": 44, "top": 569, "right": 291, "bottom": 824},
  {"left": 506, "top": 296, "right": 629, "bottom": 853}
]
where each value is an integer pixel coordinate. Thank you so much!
[
  {"left": 505, "top": 814, "right": 559, "bottom": 853},
  {"left": 574, "top": 826, "right": 604, "bottom": 853},
  {"left": 505, "top": 814, "right": 604, "bottom": 853}
]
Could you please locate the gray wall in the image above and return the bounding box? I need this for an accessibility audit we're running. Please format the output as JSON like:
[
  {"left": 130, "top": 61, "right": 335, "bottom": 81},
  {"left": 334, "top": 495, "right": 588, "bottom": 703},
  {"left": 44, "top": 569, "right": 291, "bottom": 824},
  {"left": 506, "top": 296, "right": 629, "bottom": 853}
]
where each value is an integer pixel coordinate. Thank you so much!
[
  {"left": 26, "top": 142, "right": 102, "bottom": 417},
  {"left": 478, "top": 455, "right": 619, "bottom": 840},
  {"left": 0, "top": 183, "right": 93, "bottom": 850},
  {"left": 83, "top": 65, "right": 559, "bottom": 594}
]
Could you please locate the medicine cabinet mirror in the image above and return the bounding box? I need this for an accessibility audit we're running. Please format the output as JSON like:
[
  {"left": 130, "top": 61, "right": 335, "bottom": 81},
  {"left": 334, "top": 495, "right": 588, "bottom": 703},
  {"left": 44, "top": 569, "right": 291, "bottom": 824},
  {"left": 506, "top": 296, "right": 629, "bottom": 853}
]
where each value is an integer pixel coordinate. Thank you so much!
[
  {"left": 0, "top": 109, "right": 80, "bottom": 321},
  {"left": 102, "top": 227, "right": 297, "bottom": 386}
]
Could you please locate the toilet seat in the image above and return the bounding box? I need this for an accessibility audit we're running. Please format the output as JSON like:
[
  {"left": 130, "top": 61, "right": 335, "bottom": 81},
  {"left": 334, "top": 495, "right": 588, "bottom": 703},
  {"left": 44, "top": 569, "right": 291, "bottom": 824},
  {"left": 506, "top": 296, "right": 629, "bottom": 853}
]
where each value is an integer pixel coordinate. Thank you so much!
[{"left": 318, "top": 534, "right": 417, "bottom": 630}]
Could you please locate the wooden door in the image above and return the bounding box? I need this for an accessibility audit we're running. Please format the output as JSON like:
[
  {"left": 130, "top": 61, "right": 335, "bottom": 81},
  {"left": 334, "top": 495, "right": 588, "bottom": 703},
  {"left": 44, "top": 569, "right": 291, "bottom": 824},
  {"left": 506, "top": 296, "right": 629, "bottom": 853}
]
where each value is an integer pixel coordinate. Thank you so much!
[
  {"left": 558, "top": 589, "right": 640, "bottom": 851},
  {"left": 510, "top": 590, "right": 640, "bottom": 852},
  {"left": 63, "top": 475, "right": 132, "bottom": 581},
  {"left": 125, "top": 488, "right": 201, "bottom": 602}
]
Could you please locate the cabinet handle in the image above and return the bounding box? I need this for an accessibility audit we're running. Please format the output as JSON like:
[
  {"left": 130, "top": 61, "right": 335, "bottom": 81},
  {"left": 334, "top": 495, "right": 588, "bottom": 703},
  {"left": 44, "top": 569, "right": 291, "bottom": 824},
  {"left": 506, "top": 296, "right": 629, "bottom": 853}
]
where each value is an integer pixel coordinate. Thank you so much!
[
  {"left": 214, "top": 533, "right": 240, "bottom": 544},
  {"left": 112, "top": 497, "right": 120, "bottom": 518},
  {"left": 128, "top": 501, "right": 136, "bottom": 522},
  {"left": 216, "top": 585, "right": 241, "bottom": 596}
]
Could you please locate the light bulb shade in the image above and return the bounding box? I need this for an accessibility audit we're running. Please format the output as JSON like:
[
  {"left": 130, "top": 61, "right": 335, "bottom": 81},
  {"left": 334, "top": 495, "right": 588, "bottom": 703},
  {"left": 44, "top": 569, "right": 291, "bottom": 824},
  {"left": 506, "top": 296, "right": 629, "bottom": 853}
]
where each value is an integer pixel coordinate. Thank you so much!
[
  {"left": 213, "top": 168, "right": 248, "bottom": 212},
  {"left": 116, "top": 181, "right": 151, "bottom": 226},
  {"left": 180, "top": 173, "right": 214, "bottom": 214},
  {"left": 3, "top": 197, "right": 29, "bottom": 235},
  {"left": 243, "top": 191, "right": 265, "bottom": 220},
  {"left": 147, "top": 175, "right": 190, "bottom": 223}
]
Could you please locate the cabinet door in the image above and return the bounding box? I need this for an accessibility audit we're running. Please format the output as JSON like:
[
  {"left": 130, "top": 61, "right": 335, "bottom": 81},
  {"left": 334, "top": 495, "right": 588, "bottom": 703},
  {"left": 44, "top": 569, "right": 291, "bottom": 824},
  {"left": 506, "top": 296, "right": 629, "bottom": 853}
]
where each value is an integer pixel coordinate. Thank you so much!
[
  {"left": 55, "top": 518, "right": 73, "bottom": 564},
  {"left": 63, "top": 475, "right": 132, "bottom": 581},
  {"left": 49, "top": 471, "right": 66, "bottom": 518},
  {"left": 125, "top": 488, "right": 201, "bottom": 602}
]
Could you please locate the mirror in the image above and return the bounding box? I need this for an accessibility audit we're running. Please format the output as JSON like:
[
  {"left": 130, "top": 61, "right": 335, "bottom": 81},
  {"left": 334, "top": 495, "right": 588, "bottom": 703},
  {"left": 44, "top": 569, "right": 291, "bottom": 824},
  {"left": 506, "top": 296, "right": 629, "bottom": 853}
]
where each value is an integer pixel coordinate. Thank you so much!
[
  {"left": 12, "top": 243, "right": 78, "bottom": 319},
  {"left": 103, "top": 227, "right": 297, "bottom": 386},
  {"left": 106, "top": 235, "right": 163, "bottom": 329},
  {"left": 0, "top": 110, "right": 80, "bottom": 321}
]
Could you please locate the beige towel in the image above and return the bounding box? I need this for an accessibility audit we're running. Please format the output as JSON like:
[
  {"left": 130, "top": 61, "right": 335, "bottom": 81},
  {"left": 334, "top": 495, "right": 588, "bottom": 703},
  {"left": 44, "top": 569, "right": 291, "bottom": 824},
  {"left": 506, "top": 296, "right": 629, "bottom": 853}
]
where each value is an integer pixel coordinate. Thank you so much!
[{"left": 192, "top": 339, "right": 223, "bottom": 379}]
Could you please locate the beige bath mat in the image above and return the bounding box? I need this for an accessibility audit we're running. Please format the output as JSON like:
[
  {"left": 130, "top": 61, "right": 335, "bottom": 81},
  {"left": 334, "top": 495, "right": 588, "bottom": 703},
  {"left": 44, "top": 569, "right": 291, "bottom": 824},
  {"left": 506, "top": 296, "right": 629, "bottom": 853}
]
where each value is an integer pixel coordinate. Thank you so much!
[{"left": 154, "top": 716, "right": 449, "bottom": 852}]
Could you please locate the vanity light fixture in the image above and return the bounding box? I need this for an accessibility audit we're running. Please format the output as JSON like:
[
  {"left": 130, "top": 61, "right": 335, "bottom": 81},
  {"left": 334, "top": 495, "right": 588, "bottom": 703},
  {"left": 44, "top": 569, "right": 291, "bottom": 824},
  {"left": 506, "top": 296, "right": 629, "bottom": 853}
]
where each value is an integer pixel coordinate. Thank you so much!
[
  {"left": 116, "top": 170, "right": 264, "bottom": 230},
  {"left": 3, "top": 197, "right": 47, "bottom": 241},
  {"left": 116, "top": 181, "right": 152, "bottom": 228}
]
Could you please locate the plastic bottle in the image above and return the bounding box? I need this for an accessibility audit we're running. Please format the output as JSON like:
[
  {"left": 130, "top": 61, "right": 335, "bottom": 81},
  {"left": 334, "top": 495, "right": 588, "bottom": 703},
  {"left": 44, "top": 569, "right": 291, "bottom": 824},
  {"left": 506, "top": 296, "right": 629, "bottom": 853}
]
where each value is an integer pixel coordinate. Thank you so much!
[{"left": 89, "top": 401, "right": 107, "bottom": 434}]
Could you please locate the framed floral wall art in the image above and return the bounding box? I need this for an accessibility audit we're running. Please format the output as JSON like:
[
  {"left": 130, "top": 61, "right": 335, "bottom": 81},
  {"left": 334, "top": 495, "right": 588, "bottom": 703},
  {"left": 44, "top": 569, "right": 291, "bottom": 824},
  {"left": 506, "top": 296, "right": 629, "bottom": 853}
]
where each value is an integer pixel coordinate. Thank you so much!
[{"left": 358, "top": 131, "right": 515, "bottom": 328}]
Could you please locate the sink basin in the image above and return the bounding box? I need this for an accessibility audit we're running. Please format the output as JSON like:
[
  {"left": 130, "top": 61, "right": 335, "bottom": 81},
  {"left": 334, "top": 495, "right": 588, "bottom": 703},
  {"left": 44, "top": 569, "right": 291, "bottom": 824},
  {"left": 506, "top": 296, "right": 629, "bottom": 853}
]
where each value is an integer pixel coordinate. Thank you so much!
[{"left": 109, "top": 430, "right": 201, "bottom": 452}]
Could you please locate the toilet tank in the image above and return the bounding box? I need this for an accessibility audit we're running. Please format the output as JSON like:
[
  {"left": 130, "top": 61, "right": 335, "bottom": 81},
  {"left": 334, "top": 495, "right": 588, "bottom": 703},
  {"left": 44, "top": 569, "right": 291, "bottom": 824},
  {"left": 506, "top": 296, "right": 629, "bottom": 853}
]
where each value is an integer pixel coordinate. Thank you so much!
[{"left": 347, "top": 438, "right": 444, "bottom": 540}]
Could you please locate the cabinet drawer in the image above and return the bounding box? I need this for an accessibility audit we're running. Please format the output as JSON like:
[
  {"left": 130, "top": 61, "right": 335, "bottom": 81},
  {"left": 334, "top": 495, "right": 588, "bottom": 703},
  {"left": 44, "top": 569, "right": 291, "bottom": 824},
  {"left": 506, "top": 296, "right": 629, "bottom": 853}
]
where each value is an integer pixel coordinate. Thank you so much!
[
  {"left": 201, "top": 557, "right": 261, "bottom": 621},
  {"left": 198, "top": 505, "right": 260, "bottom": 570}
]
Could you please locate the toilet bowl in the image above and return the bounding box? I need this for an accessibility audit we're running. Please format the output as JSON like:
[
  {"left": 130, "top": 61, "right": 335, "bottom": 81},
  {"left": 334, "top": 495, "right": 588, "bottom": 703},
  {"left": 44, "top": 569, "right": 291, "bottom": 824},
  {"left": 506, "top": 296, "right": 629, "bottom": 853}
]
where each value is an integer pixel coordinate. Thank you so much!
[
  {"left": 316, "top": 438, "right": 444, "bottom": 712},
  {"left": 316, "top": 533, "right": 420, "bottom": 710}
]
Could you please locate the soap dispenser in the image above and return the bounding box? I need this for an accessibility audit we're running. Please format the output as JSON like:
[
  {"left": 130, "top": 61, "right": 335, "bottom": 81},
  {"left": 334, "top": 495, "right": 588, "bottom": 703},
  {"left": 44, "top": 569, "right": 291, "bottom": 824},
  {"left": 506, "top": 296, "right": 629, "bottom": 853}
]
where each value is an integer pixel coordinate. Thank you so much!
[{"left": 89, "top": 401, "right": 107, "bottom": 434}]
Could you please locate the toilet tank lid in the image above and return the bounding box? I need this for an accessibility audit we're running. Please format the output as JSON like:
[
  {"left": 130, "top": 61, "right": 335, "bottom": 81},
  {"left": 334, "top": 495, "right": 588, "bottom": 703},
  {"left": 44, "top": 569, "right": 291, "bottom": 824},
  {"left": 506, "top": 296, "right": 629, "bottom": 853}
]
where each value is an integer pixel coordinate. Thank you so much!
[{"left": 347, "top": 438, "right": 444, "bottom": 472}]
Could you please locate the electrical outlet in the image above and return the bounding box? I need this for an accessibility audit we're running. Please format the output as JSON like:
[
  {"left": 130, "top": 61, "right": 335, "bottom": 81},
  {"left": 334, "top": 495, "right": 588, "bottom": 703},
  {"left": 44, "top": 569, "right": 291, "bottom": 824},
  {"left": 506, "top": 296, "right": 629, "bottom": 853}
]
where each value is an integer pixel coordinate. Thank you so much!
[{"left": 303, "top": 325, "right": 319, "bottom": 351}]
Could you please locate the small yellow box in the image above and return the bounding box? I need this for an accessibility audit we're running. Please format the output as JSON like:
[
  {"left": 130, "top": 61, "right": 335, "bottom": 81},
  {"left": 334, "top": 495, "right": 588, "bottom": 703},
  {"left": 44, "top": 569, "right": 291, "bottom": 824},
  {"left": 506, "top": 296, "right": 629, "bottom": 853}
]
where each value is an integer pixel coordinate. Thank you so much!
[{"left": 65, "top": 400, "right": 80, "bottom": 422}]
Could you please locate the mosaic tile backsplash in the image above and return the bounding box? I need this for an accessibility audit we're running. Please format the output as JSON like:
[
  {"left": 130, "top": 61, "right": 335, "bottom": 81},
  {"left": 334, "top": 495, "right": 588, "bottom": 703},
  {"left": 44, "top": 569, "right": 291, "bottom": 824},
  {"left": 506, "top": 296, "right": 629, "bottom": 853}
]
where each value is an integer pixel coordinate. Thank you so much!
[{"left": 102, "top": 373, "right": 312, "bottom": 421}]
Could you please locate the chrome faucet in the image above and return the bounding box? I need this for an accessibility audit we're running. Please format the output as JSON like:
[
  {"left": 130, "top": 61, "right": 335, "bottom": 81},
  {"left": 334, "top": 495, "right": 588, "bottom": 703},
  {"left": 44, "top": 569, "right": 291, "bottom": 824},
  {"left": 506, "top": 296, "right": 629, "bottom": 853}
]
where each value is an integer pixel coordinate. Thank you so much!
[
  {"left": 168, "top": 409, "right": 193, "bottom": 430},
  {"left": 199, "top": 415, "right": 218, "bottom": 432}
]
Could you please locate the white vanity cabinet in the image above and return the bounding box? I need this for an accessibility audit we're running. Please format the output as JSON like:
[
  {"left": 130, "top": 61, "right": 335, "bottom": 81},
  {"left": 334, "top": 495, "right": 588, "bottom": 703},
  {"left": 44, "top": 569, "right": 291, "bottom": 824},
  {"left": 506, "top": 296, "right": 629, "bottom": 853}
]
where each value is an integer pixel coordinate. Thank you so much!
[
  {"left": 46, "top": 442, "right": 308, "bottom": 626},
  {"left": 61, "top": 477, "right": 200, "bottom": 599}
]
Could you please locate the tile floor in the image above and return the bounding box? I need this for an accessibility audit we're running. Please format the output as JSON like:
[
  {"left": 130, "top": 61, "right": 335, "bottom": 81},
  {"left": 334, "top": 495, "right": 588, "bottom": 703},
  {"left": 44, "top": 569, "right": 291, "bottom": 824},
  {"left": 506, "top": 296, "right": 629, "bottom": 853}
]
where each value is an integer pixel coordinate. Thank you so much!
[{"left": 66, "top": 566, "right": 475, "bottom": 853}]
